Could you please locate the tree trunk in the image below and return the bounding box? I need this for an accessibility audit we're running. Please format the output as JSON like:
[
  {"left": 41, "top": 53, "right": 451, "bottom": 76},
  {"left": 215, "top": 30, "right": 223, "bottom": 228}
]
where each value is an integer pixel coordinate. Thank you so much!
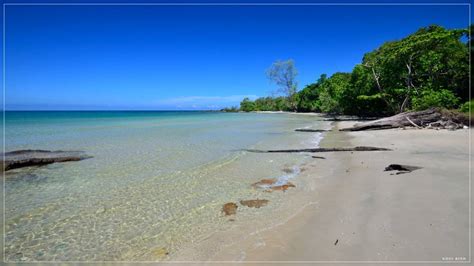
[
  {"left": 340, "top": 108, "right": 443, "bottom": 131},
  {"left": 245, "top": 146, "right": 391, "bottom": 153},
  {"left": 400, "top": 59, "right": 414, "bottom": 113}
]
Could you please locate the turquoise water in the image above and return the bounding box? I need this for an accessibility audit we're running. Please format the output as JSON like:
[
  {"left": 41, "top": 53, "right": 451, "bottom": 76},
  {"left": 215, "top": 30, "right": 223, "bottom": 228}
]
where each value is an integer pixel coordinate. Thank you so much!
[{"left": 4, "top": 111, "right": 329, "bottom": 261}]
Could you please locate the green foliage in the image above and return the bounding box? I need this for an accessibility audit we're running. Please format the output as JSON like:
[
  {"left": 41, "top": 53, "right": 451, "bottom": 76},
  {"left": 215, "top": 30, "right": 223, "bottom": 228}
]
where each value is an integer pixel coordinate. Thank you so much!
[
  {"left": 360, "top": 25, "right": 468, "bottom": 113},
  {"left": 274, "top": 96, "right": 290, "bottom": 111},
  {"left": 317, "top": 73, "right": 352, "bottom": 114},
  {"left": 296, "top": 75, "right": 326, "bottom": 112},
  {"left": 240, "top": 97, "right": 256, "bottom": 112},
  {"left": 411, "top": 89, "right": 460, "bottom": 111},
  {"left": 221, "top": 106, "right": 239, "bottom": 112},
  {"left": 239, "top": 96, "right": 290, "bottom": 112},
  {"left": 459, "top": 100, "right": 474, "bottom": 114},
  {"left": 235, "top": 24, "right": 469, "bottom": 116}
]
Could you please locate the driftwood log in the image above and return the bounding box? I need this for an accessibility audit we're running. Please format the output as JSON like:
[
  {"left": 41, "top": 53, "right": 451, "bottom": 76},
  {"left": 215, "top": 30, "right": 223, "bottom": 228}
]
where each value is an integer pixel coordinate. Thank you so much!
[
  {"left": 2, "top": 150, "right": 92, "bottom": 171},
  {"left": 245, "top": 146, "right": 391, "bottom": 153},
  {"left": 295, "top": 129, "right": 330, "bottom": 132},
  {"left": 340, "top": 108, "right": 468, "bottom": 131},
  {"left": 320, "top": 114, "right": 378, "bottom": 122}
]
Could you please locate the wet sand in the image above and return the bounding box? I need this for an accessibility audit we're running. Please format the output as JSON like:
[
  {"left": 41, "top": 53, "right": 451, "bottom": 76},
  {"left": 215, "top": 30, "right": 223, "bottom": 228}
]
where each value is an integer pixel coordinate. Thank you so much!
[{"left": 208, "top": 122, "right": 471, "bottom": 264}]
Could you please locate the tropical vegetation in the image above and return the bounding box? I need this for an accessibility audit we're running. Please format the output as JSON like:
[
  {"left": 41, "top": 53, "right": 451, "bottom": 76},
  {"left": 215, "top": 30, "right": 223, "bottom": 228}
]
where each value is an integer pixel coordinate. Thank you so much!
[{"left": 234, "top": 25, "right": 471, "bottom": 116}]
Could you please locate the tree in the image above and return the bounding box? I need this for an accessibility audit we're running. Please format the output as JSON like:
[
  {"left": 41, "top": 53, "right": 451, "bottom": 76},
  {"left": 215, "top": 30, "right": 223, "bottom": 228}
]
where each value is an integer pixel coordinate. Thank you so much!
[
  {"left": 266, "top": 59, "right": 298, "bottom": 111},
  {"left": 361, "top": 25, "right": 468, "bottom": 113},
  {"left": 296, "top": 74, "right": 327, "bottom": 112},
  {"left": 317, "top": 72, "right": 351, "bottom": 114},
  {"left": 232, "top": 25, "right": 469, "bottom": 116},
  {"left": 240, "top": 97, "right": 255, "bottom": 112}
]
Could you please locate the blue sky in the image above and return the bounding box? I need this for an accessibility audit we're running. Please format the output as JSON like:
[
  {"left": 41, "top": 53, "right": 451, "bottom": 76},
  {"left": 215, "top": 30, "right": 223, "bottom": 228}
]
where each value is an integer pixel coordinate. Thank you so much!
[{"left": 3, "top": 3, "right": 470, "bottom": 110}]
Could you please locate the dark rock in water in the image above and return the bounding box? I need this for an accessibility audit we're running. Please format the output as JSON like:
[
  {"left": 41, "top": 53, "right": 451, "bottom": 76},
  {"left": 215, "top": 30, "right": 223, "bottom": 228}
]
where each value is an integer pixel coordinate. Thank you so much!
[
  {"left": 222, "top": 202, "right": 238, "bottom": 216},
  {"left": 2, "top": 149, "right": 92, "bottom": 171},
  {"left": 240, "top": 199, "right": 269, "bottom": 208},
  {"left": 384, "top": 164, "right": 422, "bottom": 173}
]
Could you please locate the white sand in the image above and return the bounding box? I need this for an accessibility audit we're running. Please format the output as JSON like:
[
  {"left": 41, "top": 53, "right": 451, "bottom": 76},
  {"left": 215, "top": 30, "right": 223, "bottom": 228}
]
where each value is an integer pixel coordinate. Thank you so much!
[{"left": 208, "top": 124, "right": 471, "bottom": 264}]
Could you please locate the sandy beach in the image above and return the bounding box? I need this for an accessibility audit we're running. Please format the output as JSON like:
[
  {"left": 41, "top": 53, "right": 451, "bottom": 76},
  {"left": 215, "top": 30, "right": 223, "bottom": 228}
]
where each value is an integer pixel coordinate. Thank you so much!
[{"left": 206, "top": 122, "right": 471, "bottom": 264}]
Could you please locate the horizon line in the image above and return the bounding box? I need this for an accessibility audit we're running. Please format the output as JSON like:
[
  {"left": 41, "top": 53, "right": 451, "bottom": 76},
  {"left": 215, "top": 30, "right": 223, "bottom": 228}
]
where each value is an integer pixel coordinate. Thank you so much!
[
  {"left": 3, "top": 2, "right": 471, "bottom": 6},
  {"left": 3, "top": 109, "right": 228, "bottom": 111}
]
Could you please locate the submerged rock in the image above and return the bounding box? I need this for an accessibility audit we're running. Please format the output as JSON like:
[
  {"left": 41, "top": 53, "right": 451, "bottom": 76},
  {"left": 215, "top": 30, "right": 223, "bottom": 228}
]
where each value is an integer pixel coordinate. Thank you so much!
[
  {"left": 222, "top": 202, "right": 238, "bottom": 216},
  {"left": 2, "top": 149, "right": 92, "bottom": 171},
  {"left": 240, "top": 199, "right": 269, "bottom": 208}
]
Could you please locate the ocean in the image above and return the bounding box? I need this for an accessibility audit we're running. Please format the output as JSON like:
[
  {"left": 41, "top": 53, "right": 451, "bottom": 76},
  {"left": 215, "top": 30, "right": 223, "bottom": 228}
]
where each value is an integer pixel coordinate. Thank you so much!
[{"left": 4, "top": 111, "right": 330, "bottom": 261}]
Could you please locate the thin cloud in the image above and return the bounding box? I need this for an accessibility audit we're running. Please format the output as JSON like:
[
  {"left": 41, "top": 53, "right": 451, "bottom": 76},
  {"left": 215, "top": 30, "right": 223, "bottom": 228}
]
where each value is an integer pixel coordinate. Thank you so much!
[{"left": 156, "top": 95, "right": 259, "bottom": 106}]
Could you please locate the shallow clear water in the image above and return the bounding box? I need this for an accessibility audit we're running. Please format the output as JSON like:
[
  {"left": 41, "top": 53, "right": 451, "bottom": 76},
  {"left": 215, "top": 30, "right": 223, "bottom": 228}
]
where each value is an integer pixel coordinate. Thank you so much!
[{"left": 4, "top": 111, "right": 329, "bottom": 261}]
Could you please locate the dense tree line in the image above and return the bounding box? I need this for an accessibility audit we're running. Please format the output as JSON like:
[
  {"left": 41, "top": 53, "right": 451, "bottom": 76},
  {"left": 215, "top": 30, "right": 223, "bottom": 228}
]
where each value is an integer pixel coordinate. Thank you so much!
[{"left": 236, "top": 25, "right": 471, "bottom": 116}]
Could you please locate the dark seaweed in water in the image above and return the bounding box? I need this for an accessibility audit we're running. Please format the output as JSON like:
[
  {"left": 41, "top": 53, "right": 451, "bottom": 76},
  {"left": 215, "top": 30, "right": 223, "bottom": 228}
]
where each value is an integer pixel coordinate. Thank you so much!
[{"left": 2, "top": 149, "right": 92, "bottom": 171}]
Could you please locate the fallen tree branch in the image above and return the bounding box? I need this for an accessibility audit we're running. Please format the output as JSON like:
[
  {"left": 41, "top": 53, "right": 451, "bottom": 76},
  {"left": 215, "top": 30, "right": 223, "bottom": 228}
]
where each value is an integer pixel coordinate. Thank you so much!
[
  {"left": 406, "top": 116, "right": 422, "bottom": 129},
  {"left": 295, "top": 129, "right": 330, "bottom": 132},
  {"left": 245, "top": 146, "right": 391, "bottom": 153},
  {"left": 340, "top": 108, "right": 467, "bottom": 131}
]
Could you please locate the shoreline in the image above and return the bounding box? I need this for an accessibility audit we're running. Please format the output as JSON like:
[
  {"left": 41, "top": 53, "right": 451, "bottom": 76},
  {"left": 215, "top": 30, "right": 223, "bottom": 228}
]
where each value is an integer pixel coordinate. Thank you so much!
[
  {"left": 5, "top": 114, "right": 470, "bottom": 263},
  {"left": 253, "top": 111, "right": 321, "bottom": 115},
  {"left": 204, "top": 122, "right": 471, "bottom": 263},
  {"left": 5, "top": 112, "right": 328, "bottom": 262}
]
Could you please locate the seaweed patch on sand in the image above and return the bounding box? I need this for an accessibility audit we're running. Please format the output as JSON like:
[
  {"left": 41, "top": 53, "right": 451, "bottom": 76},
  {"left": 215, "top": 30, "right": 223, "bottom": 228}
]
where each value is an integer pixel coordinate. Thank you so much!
[{"left": 252, "top": 166, "right": 300, "bottom": 192}]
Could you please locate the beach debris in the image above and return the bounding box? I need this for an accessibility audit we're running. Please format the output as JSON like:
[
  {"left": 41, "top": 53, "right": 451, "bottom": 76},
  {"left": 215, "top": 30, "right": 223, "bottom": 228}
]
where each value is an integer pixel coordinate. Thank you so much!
[
  {"left": 340, "top": 108, "right": 469, "bottom": 131},
  {"left": 269, "top": 182, "right": 295, "bottom": 192},
  {"left": 245, "top": 146, "right": 391, "bottom": 153},
  {"left": 222, "top": 202, "right": 238, "bottom": 216},
  {"left": 322, "top": 115, "right": 376, "bottom": 121},
  {"left": 252, "top": 179, "right": 277, "bottom": 188},
  {"left": 252, "top": 166, "right": 299, "bottom": 192},
  {"left": 2, "top": 149, "right": 92, "bottom": 171},
  {"left": 312, "top": 156, "right": 326, "bottom": 159},
  {"left": 295, "top": 129, "right": 330, "bottom": 132},
  {"left": 240, "top": 199, "right": 269, "bottom": 208},
  {"left": 334, "top": 239, "right": 339, "bottom": 245},
  {"left": 252, "top": 178, "right": 296, "bottom": 192},
  {"left": 282, "top": 167, "right": 294, "bottom": 174},
  {"left": 152, "top": 247, "right": 169, "bottom": 259},
  {"left": 384, "top": 164, "right": 422, "bottom": 175}
]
